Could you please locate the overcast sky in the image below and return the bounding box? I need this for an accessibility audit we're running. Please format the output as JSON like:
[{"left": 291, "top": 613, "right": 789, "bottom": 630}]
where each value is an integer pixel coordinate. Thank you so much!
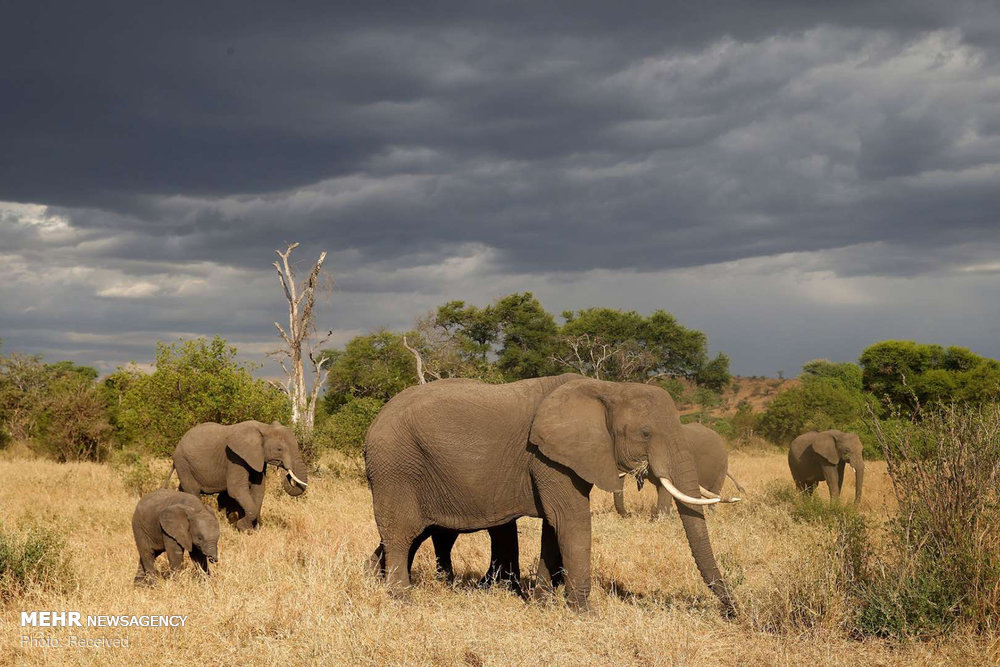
[{"left": 2, "top": 1, "right": 1000, "bottom": 378}]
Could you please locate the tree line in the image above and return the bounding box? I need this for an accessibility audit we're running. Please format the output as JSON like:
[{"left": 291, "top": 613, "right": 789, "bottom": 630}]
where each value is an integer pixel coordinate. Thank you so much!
[{"left": 3, "top": 314, "right": 998, "bottom": 464}]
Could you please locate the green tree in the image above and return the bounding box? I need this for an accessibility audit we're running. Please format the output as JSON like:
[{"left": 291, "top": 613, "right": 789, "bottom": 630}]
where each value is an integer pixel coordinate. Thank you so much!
[
  {"left": 801, "top": 359, "right": 863, "bottom": 392},
  {"left": 321, "top": 330, "right": 416, "bottom": 413},
  {"left": 110, "top": 337, "right": 290, "bottom": 456},
  {"left": 557, "top": 307, "right": 729, "bottom": 387},
  {"left": 435, "top": 292, "right": 558, "bottom": 381},
  {"left": 859, "top": 341, "right": 1000, "bottom": 410},
  {"left": 315, "top": 395, "right": 384, "bottom": 457}
]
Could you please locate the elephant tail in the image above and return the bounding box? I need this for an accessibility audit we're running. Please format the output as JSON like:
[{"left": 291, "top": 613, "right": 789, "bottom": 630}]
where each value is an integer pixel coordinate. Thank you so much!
[
  {"left": 162, "top": 463, "right": 175, "bottom": 489},
  {"left": 726, "top": 472, "right": 746, "bottom": 494}
]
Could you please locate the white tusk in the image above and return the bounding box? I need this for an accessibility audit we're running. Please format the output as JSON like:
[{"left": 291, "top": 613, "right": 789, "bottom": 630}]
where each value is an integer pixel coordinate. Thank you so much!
[
  {"left": 287, "top": 470, "right": 308, "bottom": 488},
  {"left": 659, "top": 477, "right": 720, "bottom": 506},
  {"left": 618, "top": 472, "right": 627, "bottom": 478}
]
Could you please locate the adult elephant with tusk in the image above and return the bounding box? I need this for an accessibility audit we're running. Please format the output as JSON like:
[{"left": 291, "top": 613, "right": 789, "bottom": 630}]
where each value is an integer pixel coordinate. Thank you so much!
[
  {"left": 365, "top": 374, "right": 737, "bottom": 615},
  {"left": 165, "top": 420, "right": 309, "bottom": 531},
  {"left": 613, "top": 422, "right": 744, "bottom": 518},
  {"left": 788, "top": 429, "right": 864, "bottom": 504}
]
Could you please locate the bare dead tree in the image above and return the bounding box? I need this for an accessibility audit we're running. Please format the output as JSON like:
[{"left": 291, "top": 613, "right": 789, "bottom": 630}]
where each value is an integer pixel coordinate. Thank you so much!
[
  {"left": 551, "top": 334, "right": 658, "bottom": 382},
  {"left": 269, "top": 243, "right": 332, "bottom": 441},
  {"left": 401, "top": 336, "right": 427, "bottom": 385}
]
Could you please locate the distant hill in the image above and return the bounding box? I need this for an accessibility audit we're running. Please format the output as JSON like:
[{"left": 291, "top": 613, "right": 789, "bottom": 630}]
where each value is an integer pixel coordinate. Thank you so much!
[{"left": 676, "top": 376, "right": 798, "bottom": 418}]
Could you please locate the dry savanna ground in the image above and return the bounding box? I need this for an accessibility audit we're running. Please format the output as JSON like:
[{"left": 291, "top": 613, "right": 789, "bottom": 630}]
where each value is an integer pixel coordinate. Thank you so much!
[{"left": 2, "top": 449, "right": 998, "bottom": 666}]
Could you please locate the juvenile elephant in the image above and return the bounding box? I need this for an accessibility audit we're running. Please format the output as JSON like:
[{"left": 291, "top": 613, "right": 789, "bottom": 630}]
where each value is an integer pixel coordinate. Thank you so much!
[
  {"left": 165, "top": 420, "right": 308, "bottom": 531},
  {"left": 788, "top": 429, "right": 864, "bottom": 504},
  {"left": 365, "top": 374, "right": 738, "bottom": 614},
  {"left": 613, "top": 422, "right": 744, "bottom": 518},
  {"left": 132, "top": 489, "right": 220, "bottom": 584}
]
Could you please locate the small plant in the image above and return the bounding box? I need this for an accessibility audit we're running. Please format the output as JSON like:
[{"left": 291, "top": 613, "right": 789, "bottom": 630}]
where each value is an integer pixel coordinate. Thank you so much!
[
  {"left": 112, "top": 451, "right": 163, "bottom": 496},
  {"left": 0, "top": 525, "right": 72, "bottom": 601}
]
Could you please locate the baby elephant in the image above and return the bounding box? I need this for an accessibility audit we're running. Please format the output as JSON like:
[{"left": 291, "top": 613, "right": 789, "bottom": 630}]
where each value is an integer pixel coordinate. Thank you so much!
[{"left": 132, "top": 489, "right": 220, "bottom": 584}]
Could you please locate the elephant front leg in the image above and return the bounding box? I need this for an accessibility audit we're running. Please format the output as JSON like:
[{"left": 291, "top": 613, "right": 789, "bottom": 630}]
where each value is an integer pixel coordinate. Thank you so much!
[
  {"left": 217, "top": 492, "right": 243, "bottom": 525},
  {"left": 551, "top": 515, "right": 592, "bottom": 611},
  {"left": 226, "top": 465, "right": 261, "bottom": 532},
  {"left": 533, "top": 519, "right": 563, "bottom": 601},
  {"left": 133, "top": 550, "right": 158, "bottom": 585},
  {"left": 163, "top": 537, "right": 186, "bottom": 576},
  {"left": 822, "top": 465, "right": 841, "bottom": 503}
]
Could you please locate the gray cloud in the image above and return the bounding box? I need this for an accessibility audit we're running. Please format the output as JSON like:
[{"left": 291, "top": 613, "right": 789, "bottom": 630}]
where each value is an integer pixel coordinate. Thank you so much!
[{"left": 1, "top": 2, "right": 999, "bottom": 376}]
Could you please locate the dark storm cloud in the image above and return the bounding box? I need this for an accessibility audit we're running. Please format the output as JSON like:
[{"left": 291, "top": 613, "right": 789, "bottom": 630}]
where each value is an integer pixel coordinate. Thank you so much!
[{"left": 2, "top": 1, "right": 1000, "bottom": 375}]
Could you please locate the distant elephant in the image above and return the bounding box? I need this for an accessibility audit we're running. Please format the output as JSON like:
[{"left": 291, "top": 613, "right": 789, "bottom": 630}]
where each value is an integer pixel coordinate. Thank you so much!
[
  {"left": 165, "top": 420, "right": 308, "bottom": 532},
  {"left": 132, "top": 489, "right": 220, "bottom": 584},
  {"left": 613, "top": 422, "right": 744, "bottom": 517},
  {"left": 365, "top": 374, "right": 738, "bottom": 614},
  {"left": 788, "top": 429, "right": 864, "bottom": 504}
]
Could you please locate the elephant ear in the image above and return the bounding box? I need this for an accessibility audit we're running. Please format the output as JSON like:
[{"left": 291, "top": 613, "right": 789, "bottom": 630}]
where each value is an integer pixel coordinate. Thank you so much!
[
  {"left": 159, "top": 505, "right": 194, "bottom": 552},
  {"left": 226, "top": 422, "right": 265, "bottom": 472},
  {"left": 812, "top": 432, "right": 840, "bottom": 466},
  {"left": 529, "top": 380, "right": 621, "bottom": 493}
]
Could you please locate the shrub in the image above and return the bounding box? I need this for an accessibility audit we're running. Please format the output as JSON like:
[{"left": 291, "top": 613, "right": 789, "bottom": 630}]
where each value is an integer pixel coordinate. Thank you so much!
[
  {"left": 109, "top": 337, "right": 290, "bottom": 456},
  {"left": 34, "top": 374, "right": 113, "bottom": 462},
  {"left": 315, "top": 396, "right": 384, "bottom": 457},
  {"left": 758, "top": 376, "right": 867, "bottom": 446},
  {"left": 0, "top": 525, "right": 71, "bottom": 601},
  {"left": 0, "top": 354, "right": 112, "bottom": 461},
  {"left": 848, "top": 403, "right": 1000, "bottom": 637},
  {"left": 112, "top": 451, "right": 165, "bottom": 496}
]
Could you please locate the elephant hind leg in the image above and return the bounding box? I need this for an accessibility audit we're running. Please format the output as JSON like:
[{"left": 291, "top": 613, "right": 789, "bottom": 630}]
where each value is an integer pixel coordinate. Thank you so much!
[{"left": 372, "top": 486, "right": 427, "bottom": 594}]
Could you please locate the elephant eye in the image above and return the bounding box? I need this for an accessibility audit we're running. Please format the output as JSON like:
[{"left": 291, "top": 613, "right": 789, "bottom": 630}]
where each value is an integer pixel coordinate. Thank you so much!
[{"left": 639, "top": 426, "right": 652, "bottom": 439}]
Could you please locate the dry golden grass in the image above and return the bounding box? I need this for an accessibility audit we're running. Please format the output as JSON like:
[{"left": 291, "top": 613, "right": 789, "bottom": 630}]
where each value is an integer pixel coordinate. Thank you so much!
[{"left": 2, "top": 450, "right": 997, "bottom": 665}]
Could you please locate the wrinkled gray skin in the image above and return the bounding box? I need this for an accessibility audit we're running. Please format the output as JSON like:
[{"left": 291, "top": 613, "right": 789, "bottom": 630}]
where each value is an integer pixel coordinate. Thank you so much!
[
  {"left": 167, "top": 420, "right": 308, "bottom": 531},
  {"left": 432, "top": 423, "right": 744, "bottom": 590},
  {"left": 614, "top": 423, "right": 743, "bottom": 517},
  {"left": 365, "top": 374, "right": 736, "bottom": 615},
  {"left": 132, "top": 489, "right": 220, "bottom": 584},
  {"left": 788, "top": 429, "right": 864, "bottom": 504}
]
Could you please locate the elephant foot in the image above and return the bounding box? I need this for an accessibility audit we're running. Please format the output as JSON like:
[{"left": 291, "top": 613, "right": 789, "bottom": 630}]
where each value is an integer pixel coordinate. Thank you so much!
[
  {"left": 566, "top": 593, "right": 591, "bottom": 613},
  {"left": 235, "top": 517, "right": 257, "bottom": 532},
  {"left": 133, "top": 574, "right": 156, "bottom": 587}
]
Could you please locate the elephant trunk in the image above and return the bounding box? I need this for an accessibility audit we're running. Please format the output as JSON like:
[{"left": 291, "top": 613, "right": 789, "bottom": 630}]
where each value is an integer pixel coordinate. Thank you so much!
[
  {"left": 853, "top": 461, "right": 864, "bottom": 505},
  {"left": 670, "top": 455, "right": 736, "bottom": 617},
  {"left": 613, "top": 490, "right": 628, "bottom": 517},
  {"left": 279, "top": 450, "right": 309, "bottom": 497}
]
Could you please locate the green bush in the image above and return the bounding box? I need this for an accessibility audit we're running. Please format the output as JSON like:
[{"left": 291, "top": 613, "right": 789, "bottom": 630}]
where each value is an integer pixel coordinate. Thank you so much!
[
  {"left": 315, "top": 396, "right": 384, "bottom": 457},
  {"left": 845, "top": 403, "right": 1000, "bottom": 638},
  {"left": 758, "top": 376, "right": 867, "bottom": 446},
  {"left": 0, "top": 353, "right": 112, "bottom": 461},
  {"left": 108, "top": 337, "right": 290, "bottom": 456},
  {"left": 112, "top": 451, "right": 165, "bottom": 496},
  {"left": 0, "top": 525, "right": 71, "bottom": 601}
]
